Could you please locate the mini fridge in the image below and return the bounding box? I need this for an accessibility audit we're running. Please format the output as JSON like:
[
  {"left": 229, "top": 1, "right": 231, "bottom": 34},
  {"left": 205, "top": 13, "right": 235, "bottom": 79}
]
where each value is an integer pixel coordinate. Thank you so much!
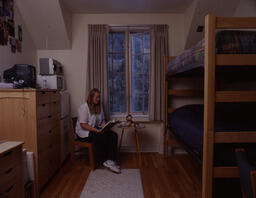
[{"left": 60, "top": 90, "right": 71, "bottom": 164}]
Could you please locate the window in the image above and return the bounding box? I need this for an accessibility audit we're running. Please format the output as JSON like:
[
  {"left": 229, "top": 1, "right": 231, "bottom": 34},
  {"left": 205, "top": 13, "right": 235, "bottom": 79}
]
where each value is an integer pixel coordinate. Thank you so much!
[{"left": 108, "top": 28, "right": 151, "bottom": 117}]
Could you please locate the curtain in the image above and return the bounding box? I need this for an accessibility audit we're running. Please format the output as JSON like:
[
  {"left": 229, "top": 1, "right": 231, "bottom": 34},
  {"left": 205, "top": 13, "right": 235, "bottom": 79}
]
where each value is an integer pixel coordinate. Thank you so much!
[
  {"left": 149, "top": 25, "right": 169, "bottom": 121},
  {"left": 86, "top": 24, "right": 110, "bottom": 119}
]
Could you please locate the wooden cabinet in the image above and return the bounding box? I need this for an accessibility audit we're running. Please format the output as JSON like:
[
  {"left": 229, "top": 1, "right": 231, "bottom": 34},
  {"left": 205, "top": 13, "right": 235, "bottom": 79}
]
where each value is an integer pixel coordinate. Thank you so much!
[
  {"left": 0, "top": 89, "right": 61, "bottom": 197},
  {"left": 0, "top": 141, "right": 24, "bottom": 198}
]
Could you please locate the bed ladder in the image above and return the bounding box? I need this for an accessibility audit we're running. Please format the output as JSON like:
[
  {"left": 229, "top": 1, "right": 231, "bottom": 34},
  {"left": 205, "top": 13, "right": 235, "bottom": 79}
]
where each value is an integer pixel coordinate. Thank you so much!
[{"left": 203, "top": 14, "right": 256, "bottom": 198}]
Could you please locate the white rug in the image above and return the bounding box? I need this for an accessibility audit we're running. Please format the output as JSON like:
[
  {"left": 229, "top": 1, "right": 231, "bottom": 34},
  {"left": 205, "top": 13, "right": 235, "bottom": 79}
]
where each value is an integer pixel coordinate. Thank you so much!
[{"left": 80, "top": 169, "right": 144, "bottom": 198}]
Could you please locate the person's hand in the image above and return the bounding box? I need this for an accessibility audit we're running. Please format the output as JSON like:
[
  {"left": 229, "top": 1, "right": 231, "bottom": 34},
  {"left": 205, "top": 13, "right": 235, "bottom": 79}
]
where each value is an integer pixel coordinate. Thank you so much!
[
  {"left": 94, "top": 128, "right": 101, "bottom": 133},
  {"left": 101, "top": 121, "right": 106, "bottom": 128}
]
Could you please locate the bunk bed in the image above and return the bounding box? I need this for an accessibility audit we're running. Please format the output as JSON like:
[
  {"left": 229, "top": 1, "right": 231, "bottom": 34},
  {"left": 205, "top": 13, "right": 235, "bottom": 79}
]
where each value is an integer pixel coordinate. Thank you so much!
[{"left": 163, "top": 14, "right": 256, "bottom": 198}]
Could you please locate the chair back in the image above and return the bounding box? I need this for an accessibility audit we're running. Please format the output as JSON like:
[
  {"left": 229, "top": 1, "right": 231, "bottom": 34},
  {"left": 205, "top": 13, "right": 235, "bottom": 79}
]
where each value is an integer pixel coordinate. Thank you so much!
[
  {"left": 69, "top": 117, "right": 77, "bottom": 142},
  {"left": 235, "top": 148, "right": 256, "bottom": 198}
]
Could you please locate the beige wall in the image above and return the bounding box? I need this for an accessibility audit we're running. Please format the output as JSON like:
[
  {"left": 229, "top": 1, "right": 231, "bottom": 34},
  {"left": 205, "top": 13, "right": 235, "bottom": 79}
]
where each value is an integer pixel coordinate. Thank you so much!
[
  {"left": 37, "top": 13, "right": 185, "bottom": 116},
  {"left": 0, "top": 4, "right": 37, "bottom": 78},
  {"left": 37, "top": 13, "right": 185, "bottom": 153},
  {"left": 234, "top": 0, "right": 256, "bottom": 16}
]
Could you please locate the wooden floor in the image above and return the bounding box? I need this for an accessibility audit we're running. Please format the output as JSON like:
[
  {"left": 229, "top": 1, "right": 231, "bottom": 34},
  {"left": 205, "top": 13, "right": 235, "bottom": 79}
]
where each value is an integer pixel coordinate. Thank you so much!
[{"left": 40, "top": 153, "right": 202, "bottom": 198}]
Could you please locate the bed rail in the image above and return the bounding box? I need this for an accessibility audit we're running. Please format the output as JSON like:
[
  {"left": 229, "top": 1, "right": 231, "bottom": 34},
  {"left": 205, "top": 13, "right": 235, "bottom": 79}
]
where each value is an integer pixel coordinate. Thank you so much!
[
  {"left": 163, "top": 14, "right": 256, "bottom": 198},
  {"left": 203, "top": 14, "right": 256, "bottom": 198}
]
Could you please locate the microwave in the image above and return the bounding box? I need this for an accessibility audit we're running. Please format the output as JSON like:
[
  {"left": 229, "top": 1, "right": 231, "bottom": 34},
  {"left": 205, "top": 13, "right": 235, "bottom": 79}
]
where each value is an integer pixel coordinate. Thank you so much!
[
  {"left": 39, "top": 58, "right": 63, "bottom": 75},
  {"left": 37, "top": 75, "right": 64, "bottom": 90}
]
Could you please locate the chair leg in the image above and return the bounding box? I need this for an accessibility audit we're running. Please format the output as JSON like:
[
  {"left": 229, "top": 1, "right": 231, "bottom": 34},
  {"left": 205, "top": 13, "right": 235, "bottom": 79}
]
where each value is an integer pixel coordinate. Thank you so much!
[
  {"left": 88, "top": 144, "right": 95, "bottom": 170},
  {"left": 71, "top": 144, "right": 75, "bottom": 162}
]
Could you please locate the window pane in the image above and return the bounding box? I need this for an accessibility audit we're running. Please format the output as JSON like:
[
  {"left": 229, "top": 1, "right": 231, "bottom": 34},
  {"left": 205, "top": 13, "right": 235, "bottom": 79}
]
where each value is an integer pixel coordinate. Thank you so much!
[
  {"left": 108, "top": 32, "right": 126, "bottom": 114},
  {"left": 130, "top": 32, "right": 150, "bottom": 114},
  {"left": 109, "top": 32, "right": 125, "bottom": 53},
  {"left": 131, "top": 33, "right": 143, "bottom": 54}
]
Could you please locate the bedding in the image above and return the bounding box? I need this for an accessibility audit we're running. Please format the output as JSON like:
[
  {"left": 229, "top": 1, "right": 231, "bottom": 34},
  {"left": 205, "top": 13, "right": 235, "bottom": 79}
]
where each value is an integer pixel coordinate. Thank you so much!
[
  {"left": 167, "top": 31, "right": 256, "bottom": 76},
  {"left": 168, "top": 103, "right": 256, "bottom": 165}
]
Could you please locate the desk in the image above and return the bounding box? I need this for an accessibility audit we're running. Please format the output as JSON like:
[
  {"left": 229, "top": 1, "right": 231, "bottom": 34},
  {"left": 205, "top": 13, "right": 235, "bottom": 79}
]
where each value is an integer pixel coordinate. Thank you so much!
[{"left": 118, "top": 123, "right": 145, "bottom": 168}]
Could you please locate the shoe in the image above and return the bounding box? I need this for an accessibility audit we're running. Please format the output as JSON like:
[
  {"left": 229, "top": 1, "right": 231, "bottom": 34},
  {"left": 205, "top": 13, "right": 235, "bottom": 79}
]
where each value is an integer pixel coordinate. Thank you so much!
[
  {"left": 103, "top": 160, "right": 120, "bottom": 168},
  {"left": 103, "top": 160, "right": 121, "bottom": 174}
]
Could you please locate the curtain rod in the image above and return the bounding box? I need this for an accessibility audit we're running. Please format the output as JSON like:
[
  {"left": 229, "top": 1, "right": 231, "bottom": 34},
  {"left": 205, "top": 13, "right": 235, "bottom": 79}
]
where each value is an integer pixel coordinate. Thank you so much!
[{"left": 109, "top": 24, "right": 151, "bottom": 28}]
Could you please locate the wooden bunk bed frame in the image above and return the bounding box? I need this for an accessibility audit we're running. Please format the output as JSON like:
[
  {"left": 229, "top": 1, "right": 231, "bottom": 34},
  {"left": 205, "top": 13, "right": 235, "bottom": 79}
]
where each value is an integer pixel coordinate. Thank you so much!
[{"left": 163, "top": 14, "right": 256, "bottom": 198}]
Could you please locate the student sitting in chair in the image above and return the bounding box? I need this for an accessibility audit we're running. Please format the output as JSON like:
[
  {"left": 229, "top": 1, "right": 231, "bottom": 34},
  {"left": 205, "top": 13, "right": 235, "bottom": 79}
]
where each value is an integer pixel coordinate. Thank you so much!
[{"left": 76, "top": 88, "right": 121, "bottom": 174}]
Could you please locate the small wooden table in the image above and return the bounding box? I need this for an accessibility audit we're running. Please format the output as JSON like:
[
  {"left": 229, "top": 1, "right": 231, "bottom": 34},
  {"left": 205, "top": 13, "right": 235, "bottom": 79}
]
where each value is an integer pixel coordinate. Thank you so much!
[{"left": 118, "top": 123, "right": 145, "bottom": 168}]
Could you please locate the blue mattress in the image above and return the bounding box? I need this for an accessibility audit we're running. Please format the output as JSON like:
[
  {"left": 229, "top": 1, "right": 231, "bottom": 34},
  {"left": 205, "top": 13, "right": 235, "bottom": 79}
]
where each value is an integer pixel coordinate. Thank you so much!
[
  {"left": 168, "top": 104, "right": 256, "bottom": 165},
  {"left": 167, "top": 30, "right": 256, "bottom": 76}
]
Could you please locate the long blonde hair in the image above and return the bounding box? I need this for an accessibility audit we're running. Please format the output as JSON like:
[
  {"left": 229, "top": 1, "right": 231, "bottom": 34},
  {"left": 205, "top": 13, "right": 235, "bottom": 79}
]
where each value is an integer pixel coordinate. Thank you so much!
[{"left": 87, "top": 88, "right": 101, "bottom": 114}]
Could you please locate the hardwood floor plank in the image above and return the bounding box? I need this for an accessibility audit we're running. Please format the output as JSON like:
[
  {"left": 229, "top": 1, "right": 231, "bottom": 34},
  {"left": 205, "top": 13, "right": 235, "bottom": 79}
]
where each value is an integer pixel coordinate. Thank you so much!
[{"left": 40, "top": 153, "right": 201, "bottom": 198}]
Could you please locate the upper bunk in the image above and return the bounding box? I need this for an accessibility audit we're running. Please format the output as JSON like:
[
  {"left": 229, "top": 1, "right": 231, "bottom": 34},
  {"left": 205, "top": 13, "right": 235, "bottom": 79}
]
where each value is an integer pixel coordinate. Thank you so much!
[{"left": 167, "top": 30, "right": 256, "bottom": 77}]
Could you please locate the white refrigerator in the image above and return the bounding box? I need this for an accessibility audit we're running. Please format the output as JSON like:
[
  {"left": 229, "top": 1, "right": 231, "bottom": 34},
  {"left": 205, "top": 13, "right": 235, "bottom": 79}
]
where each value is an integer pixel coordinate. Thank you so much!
[{"left": 60, "top": 90, "right": 71, "bottom": 164}]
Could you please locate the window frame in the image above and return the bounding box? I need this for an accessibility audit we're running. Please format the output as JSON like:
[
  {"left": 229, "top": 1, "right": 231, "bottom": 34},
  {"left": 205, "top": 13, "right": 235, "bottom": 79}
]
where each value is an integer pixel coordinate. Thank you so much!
[{"left": 108, "top": 27, "right": 151, "bottom": 119}]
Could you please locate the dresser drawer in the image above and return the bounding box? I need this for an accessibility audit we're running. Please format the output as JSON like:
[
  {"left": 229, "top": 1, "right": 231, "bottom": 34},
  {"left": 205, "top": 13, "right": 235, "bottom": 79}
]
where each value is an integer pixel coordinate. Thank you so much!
[
  {"left": 52, "top": 114, "right": 61, "bottom": 128},
  {"left": 38, "top": 126, "right": 59, "bottom": 154},
  {"left": 37, "top": 118, "right": 52, "bottom": 138},
  {"left": 0, "top": 164, "right": 22, "bottom": 187},
  {"left": 0, "top": 181, "right": 22, "bottom": 198},
  {"left": 50, "top": 101, "right": 60, "bottom": 115},
  {"left": 0, "top": 147, "right": 21, "bottom": 173},
  {"left": 51, "top": 91, "right": 60, "bottom": 102},
  {"left": 38, "top": 145, "right": 59, "bottom": 189},
  {"left": 36, "top": 91, "right": 51, "bottom": 105},
  {"left": 37, "top": 103, "right": 51, "bottom": 120}
]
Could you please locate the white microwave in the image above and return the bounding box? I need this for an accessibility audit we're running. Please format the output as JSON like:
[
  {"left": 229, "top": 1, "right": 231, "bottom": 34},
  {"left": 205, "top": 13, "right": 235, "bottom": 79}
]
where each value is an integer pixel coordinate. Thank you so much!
[
  {"left": 39, "top": 58, "right": 63, "bottom": 75},
  {"left": 37, "top": 75, "right": 64, "bottom": 90}
]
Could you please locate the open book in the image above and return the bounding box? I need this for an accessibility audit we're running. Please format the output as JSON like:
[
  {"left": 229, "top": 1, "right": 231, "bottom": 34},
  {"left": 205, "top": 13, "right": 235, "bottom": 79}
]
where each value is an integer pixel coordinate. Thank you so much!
[{"left": 100, "top": 120, "right": 119, "bottom": 133}]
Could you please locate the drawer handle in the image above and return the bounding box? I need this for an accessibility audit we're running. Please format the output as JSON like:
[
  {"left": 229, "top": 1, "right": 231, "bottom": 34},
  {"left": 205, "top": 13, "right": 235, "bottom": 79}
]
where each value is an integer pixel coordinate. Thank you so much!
[
  {"left": 48, "top": 115, "right": 52, "bottom": 118},
  {"left": 5, "top": 185, "right": 14, "bottom": 193},
  {"left": 42, "top": 104, "right": 46, "bottom": 107},
  {"left": 53, "top": 101, "right": 57, "bottom": 104},
  {"left": 42, "top": 91, "right": 46, "bottom": 94},
  {"left": 4, "top": 150, "right": 12, "bottom": 157},
  {"left": 5, "top": 168, "right": 13, "bottom": 174},
  {"left": 49, "top": 130, "right": 52, "bottom": 133}
]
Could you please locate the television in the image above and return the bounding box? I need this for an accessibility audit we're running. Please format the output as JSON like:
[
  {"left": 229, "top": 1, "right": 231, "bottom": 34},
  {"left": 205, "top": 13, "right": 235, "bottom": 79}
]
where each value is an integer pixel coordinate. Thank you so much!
[{"left": 3, "top": 64, "right": 36, "bottom": 88}]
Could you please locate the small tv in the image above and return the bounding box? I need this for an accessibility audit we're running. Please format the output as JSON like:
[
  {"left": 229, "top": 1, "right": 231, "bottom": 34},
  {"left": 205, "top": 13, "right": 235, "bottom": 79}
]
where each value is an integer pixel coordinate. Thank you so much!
[{"left": 3, "top": 64, "right": 36, "bottom": 88}]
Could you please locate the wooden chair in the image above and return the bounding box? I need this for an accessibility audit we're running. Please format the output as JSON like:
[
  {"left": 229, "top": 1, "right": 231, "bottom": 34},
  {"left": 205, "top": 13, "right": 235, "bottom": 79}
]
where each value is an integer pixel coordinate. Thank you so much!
[
  {"left": 69, "top": 117, "right": 95, "bottom": 170},
  {"left": 235, "top": 148, "right": 256, "bottom": 198}
]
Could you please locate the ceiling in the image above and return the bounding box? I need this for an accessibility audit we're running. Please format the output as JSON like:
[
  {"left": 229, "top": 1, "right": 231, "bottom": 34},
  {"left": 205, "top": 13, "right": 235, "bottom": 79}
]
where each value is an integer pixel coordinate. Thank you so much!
[{"left": 62, "top": 0, "right": 194, "bottom": 13}]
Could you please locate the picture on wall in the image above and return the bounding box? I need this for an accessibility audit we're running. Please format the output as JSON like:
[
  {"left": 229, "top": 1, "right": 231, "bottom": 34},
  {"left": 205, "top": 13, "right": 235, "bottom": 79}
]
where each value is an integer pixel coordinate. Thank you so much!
[
  {"left": 4, "top": 0, "right": 13, "bottom": 20},
  {"left": 0, "top": 0, "right": 4, "bottom": 45},
  {"left": 18, "top": 24, "right": 22, "bottom": 41},
  {"left": 7, "top": 18, "right": 14, "bottom": 36},
  {"left": 9, "top": 36, "right": 15, "bottom": 53},
  {"left": 16, "top": 38, "right": 21, "bottom": 52},
  {"left": 0, "top": 0, "right": 4, "bottom": 20}
]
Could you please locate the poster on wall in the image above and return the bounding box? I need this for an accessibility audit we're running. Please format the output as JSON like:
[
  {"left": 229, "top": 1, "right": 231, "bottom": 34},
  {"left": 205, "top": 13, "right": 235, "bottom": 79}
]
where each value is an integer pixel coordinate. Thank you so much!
[
  {"left": 9, "top": 36, "right": 15, "bottom": 53},
  {"left": 0, "top": 0, "right": 4, "bottom": 45},
  {"left": 18, "top": 24, "right": 22, "bottom": 41},
  {"left": 16, "top": 38, "right": 21, "bottom": 52},
  {"left": 7, "top": 18, "right": 14, "bottom": 36},
  {"left": 4, "top": 0, "right": 13, "bottom": 20}
]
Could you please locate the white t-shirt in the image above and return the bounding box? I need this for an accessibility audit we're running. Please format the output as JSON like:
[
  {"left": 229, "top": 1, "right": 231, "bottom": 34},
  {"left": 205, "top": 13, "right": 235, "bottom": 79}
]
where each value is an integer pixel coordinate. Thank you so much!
[{"left": 76, "top": 102, "right": 105, "bottom": 138}]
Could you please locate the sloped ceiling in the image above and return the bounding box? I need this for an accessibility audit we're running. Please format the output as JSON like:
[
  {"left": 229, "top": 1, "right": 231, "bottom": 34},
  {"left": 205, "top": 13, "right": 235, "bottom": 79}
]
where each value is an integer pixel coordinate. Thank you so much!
[
  {"left": 16, "top": 0, "right": 72, "bottom": 50},
  {"left": 184, "top": 0, "right": 256, "bottom": 49},
  {"left": 62, "top": 0, "right": 193, "bottom": 13}
]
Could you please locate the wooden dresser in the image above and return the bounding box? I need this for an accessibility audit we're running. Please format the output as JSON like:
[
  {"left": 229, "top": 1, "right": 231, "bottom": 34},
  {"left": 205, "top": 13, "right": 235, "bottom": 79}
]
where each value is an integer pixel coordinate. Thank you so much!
[
  {"left": 0, "top": 141, "right": 24, "bottom": 198},
  {"left": 0, "top": 89, "right": 61, "bottom": 197}
]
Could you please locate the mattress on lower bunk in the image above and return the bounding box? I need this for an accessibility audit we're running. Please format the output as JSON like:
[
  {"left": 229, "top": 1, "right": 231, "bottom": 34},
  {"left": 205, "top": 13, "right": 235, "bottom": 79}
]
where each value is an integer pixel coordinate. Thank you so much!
[
  {"left": 168, "top": 103, "right": 256, "bottom": 165},
  {"left": 167, "top": 30, "right": 256, "bottom": 76}
]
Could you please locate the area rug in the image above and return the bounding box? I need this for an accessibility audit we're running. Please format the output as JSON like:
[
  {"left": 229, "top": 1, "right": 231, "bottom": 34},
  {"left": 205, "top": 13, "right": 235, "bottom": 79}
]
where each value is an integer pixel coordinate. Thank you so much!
[{"left": 80, "top": 169, "right": 144, "bottom": 198}]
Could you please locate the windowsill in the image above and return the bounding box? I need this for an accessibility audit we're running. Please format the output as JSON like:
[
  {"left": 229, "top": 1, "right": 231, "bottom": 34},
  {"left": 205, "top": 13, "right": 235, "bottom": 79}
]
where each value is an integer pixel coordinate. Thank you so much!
[{"left": 110, "top": 114, "right": 150, "bottom": 122}]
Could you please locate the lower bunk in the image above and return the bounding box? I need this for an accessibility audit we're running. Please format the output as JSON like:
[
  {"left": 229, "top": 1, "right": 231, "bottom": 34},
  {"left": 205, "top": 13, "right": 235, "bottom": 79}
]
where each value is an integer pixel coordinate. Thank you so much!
[{"left": 168, "top": 103, "right": 256, "bottom": 197}]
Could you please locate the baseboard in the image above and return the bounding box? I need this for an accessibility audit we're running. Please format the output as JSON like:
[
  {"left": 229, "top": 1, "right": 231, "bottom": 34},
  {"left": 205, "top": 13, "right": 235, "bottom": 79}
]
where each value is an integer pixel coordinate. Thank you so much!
[
  {"left": 120, "top": 145, "right": 162, "bottom": 153},
  {"left": 167, "top": 146, "right": 187, "bottom": 156}
]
